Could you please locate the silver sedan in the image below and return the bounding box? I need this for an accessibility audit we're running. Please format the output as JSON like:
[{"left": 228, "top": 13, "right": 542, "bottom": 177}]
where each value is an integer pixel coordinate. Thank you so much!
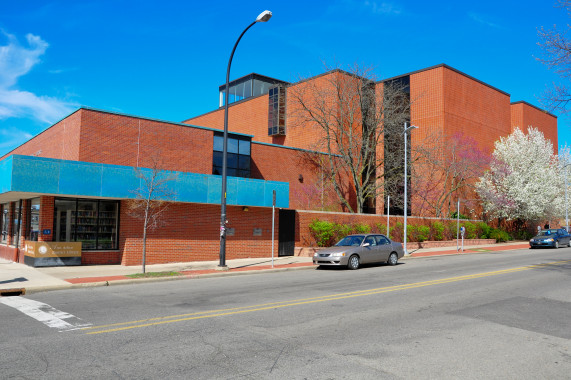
[{"left": 313, "top": 234, "right": 404, "bottom": 270}]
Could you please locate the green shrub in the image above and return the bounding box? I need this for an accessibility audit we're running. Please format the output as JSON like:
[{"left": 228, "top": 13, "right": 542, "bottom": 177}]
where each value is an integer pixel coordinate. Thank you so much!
[
  {"left": 353, "top": 223, "right": 371, "bottom": 234},
  {"left": 444, "top": 221, "right": 457, "bottom": 240},
  {"left": 415, "top": 225, "right": 430, "bottom": 242},
  {"left": 463, "top": 221, "right": 477, "bottom": 239},
  {"left": 450, "top": 211, "right": 469, "bottom": 219},
  {"left": 335, "top": 223, "right": 352, "bottom": 239},
  {"left": 309, "top": 219, "right": 336, "bottom": 247},
  {"left": 376, "top": 223, "right": 388, "bottom": 235},
  {"left": 430, "top": 221, "right": 445, "bottom": 241},
  {"left": 406, "top": 225, "right": 416, "bottom": 241},
  {"left": 391, "top": 222, "right": 404, "bottom": 242},
  {"left": 490, "top": 229, "right": 511, "bottom": 243},
  {"left": 477, "top": 222, "right": 491, "bottom": 239}
]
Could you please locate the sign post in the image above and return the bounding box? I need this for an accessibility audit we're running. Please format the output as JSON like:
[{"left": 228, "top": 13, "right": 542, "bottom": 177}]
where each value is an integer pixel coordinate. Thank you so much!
[
  {"left": 271, "top": 190, "right": 276, "bottom": 268},
  {"left": 386, "top": 196, "right": 390, "bottom": 238}
]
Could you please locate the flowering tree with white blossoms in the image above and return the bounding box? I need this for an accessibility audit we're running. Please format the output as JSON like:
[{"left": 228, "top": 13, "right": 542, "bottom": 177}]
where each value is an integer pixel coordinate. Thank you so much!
[{"left": 476, "top": 127, "right": 563, "bottom": 222}]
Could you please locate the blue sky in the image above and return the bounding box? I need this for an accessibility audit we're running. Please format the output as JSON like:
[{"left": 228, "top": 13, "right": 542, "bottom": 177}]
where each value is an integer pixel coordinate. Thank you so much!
[{"left": 1, "top": 0, "right": 569, "bottom": 156}]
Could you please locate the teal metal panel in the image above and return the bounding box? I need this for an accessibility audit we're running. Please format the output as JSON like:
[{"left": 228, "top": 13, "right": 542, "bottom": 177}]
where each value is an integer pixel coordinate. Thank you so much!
[
  {"left": 264, "top": 181, "right": 289, "bottom": 208},
  {"left": 59, "top": 161, "right": 102, "bottom": 196},
  {"left": 236, "top": 178, "right": 265, "bottom": 206},
  {"left": 176, "top": 172, "right": 209, "bottom": 203},
  {"left": 0, "top": 155, "right": 289, "bottom": 208},
  {"left": 101, "top": 165, "right": 140, "bottom": 198},
  {"left": 11, "top": 156, "right": 60, "bottom": 194},
  {"left": 225, "top": 177, "right": 238, "bottom": 205},
  {"left": 0, "top": 156, "right": 12, "bottom": 194},
  {"left": 207, "top": 175, "right": 222, "bottom": 204}
]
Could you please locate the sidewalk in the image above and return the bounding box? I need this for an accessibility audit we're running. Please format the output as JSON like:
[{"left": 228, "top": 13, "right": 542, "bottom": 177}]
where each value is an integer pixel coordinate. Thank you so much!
[{"left": 0, "top": 241, "right": 530, "bottom": 295}]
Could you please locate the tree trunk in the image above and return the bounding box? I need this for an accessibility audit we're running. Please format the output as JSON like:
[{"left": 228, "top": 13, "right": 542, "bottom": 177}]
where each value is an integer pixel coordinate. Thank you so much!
[{"left": 142, "top": 209, "right": 149, "bottom": 274}]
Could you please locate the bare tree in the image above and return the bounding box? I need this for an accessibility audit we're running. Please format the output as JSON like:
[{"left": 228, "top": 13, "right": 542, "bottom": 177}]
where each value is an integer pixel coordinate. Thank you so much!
[
  {"left": 128, "top": 156, "right": 178, "bottom": 273},
  {"left": 411, "top": 132, "right": 489, "bottom": 218},
  {"left": 538, "top": 0, "right": 571, "bottom": 113},
  {"left": 289, "top": 64, "right": 412, "bottom": 213}
]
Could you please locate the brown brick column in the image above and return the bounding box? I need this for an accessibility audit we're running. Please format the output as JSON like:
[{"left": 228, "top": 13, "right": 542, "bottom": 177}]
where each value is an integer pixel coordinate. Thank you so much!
[{"left": 39, "top": 196, "right": 54, "bottom": 242}]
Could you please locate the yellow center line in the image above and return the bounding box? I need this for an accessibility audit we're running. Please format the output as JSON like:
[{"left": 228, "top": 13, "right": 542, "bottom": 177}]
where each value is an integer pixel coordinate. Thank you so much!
[{"left": 84, "top": 260, "right": 571, "bottom": 335}]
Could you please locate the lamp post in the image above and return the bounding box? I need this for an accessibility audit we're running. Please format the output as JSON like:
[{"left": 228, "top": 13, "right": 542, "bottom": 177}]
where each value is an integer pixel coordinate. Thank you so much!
[
  {"left": 403, "top": 122, "right": 417, "bottom": 255},
  {"left": 562, "top": 162, "right": 570, "bottom": 232},
  {"left": 219, "top": 10, "right": 272, "bottom": 269},
  {"left": 566, "top": 171, "right": 569, "bottom": 232}
]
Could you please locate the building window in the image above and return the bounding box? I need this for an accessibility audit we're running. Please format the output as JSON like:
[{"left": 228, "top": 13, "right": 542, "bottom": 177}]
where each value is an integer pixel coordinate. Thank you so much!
[
  {"left": 1, "top": 204, "right": 8, "bottom": 244},
  {"left": 27, "top": 198, "right": 40, "bottom": 241},
  {"left": 268, "top": 85, "right": 286, "bottom": 136},
  {"left": 53, "top": 198, "right": 119, "bottom": 250},
  {"left": 12, "top": 201, "right": 21, "bottom": 244},
  {"left": 213, "top": 133, "right": 251, "bottom": 178}
]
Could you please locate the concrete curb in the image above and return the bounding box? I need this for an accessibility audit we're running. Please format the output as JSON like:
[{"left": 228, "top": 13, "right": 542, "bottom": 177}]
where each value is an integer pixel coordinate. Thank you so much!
[{"left": 23, "top": 264, "right": 318, "bottom": 294}]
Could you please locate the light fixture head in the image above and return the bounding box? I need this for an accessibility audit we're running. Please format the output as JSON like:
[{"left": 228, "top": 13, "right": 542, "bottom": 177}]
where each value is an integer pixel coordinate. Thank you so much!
[
  {"left": 404, "top": 125, "right": 418, "bottom": 134},
  {"left": 256, "top": 10, "right": 272, "bottom": 22}
]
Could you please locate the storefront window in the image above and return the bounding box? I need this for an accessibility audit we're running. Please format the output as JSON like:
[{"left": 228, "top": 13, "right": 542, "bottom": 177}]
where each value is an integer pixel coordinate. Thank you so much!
[
  {"left": 28, "top": 198, "right": 40, "bottom": 241},
  {"left": 1, "top": 205, "right": 8, "bottom": 244},
  {"left": 54, "top": 198, "right": 119, "bottom": 250},
  {"left": 98, "top": 201, "right": 118, "bottom": 250},
  {"left": 12, "top": 201, "right": 21, "bottom": 244}
]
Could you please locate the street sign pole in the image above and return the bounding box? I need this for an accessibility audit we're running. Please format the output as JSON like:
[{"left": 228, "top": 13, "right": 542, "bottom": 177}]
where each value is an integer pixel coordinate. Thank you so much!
[{"left": 272, "top": 190, "right": 276, "bottom": 268}]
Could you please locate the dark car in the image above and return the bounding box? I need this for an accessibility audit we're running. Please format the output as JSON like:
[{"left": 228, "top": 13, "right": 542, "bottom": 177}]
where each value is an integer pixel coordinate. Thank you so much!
[
  {"left": 529, "top": 228, "right": 571, "bottom": 249},
  {"left": 312, "top": 234, "right": 404, "bottom": 270}
]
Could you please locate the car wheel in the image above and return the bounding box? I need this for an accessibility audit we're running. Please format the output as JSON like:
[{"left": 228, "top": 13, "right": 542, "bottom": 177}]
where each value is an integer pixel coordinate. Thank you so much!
[
  {"left": 347, "top": 255, "right": 360, "bottom": 270},
  {"left": 568, "top": 240, "right": 571, "bottom": 248},
  {"left": 387, "top": 252, "right": 398, "bottom": 266},
  {"left": 555, "top": 241, "right": 559, "bottom": 249}
]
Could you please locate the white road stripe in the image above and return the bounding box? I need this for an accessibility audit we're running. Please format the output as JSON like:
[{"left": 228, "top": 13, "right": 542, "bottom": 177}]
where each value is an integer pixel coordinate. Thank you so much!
[{"left": 0, "top": 297, "right": 92, "bottom": 331}]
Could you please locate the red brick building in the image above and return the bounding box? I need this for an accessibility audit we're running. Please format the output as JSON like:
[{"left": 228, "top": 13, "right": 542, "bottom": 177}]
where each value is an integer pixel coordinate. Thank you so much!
[{"left": 0, "top": 64, "right": 558, "bottom": 266}]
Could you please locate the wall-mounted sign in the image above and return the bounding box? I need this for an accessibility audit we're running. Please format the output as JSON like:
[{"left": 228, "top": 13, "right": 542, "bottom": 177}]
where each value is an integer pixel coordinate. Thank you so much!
[
  {"left": 42, "top": 229, "right": 51, "bottom": 235},
  {"left": 24, "top": 241, "right": 82, "bottom": 267},
  {"left": 253, "top": 228, "right": 262, "bottom": 236}
]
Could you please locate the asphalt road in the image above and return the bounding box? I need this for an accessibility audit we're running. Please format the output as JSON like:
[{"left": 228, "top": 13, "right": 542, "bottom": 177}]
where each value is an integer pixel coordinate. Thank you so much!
[{"left": 1, "top": 248, "right": 570, "bottom": 379}]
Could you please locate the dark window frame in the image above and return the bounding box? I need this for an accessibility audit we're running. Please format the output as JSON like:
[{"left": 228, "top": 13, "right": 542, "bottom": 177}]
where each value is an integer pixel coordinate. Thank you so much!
[
  {"left": 53, "top": 197, "right": 120, "bottom": 251},
  {"left": 212, "top": 133, "right": 251, "bottom": 178}
]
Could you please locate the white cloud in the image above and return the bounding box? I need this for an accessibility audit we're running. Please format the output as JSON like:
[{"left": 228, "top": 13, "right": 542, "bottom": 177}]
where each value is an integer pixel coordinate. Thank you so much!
[
  {"left": 0, "top": 89, "right": 72, "bottom": 124},
  {"left": 468, "top": 12, "right": 502, "bottom": 29},
  {"left": 0, "top": 31, "right": 75, "bottom": 125},
  {"left": 363, "top": 1, "right": 401, "bottom": 15},
  {"left": 0, "top": 126, "right": 33, "bottom": 150}
]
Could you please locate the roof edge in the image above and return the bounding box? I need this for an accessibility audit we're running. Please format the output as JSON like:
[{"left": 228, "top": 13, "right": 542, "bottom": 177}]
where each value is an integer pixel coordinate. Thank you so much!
[
  {"left": 379, "top": 63, "right": 511, "bottom": 97},
  {"left": 510, "top": 100, "right": 557, "bottom": 118}
]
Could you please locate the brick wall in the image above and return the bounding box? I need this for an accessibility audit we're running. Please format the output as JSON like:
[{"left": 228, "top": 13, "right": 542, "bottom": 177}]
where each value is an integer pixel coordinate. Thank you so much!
[
  {"left": 118, "top": 201, "right": 278, "bottom": 266},
  {"left": 441, "top": 67, "right": 512, "bottom": 155},
  {"left": 39, "top": 196, "right": 54, "bottom": 242},
  {"left": 511, "top": 102, "right": 558, "bottom": 153},
  {"left": 251, "top": 142, "right": 355, "bottom": 212},
  {"left": 79, "top": 109, "right": 214, "bottom": 173},
  {"left": 185, "top": 71, "right": 352, "bottom": 152},
  {"left": 0, "top": 111, "right": 82, "bottom": 161}
]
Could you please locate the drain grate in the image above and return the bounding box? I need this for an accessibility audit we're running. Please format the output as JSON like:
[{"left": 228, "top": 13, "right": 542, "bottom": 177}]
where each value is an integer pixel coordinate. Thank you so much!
[{"left": 0, "top": 288, "right": 26, "bottom": 297}]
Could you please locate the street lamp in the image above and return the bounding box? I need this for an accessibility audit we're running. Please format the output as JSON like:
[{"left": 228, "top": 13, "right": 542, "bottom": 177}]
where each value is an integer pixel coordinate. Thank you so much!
[
  {"left": 562, "top": 162, "right": 570, "bottom": 232},
  {"left": 403, "top": 122, "right": 417, "bottom": 255},
  {"left": 219, "top": 10, "right": 272, "bottom": 269}
]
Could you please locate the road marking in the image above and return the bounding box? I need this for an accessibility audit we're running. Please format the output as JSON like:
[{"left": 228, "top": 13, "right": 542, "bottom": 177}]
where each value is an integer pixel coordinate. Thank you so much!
[
  {"left": 0, "top": 297, "right": 92, "bottom": 331},
  {"left": 84, "top": 259, "right": 571, "bottom": 335}
]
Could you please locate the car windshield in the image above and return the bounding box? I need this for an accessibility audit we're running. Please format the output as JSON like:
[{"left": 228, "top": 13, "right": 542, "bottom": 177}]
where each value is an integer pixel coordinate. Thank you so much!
[
  {"left": 335, "top": 235, "right": 364, "bottom": 247},
  {"left": 538, "top": 229, "right": 559, "bottom": 236}
]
